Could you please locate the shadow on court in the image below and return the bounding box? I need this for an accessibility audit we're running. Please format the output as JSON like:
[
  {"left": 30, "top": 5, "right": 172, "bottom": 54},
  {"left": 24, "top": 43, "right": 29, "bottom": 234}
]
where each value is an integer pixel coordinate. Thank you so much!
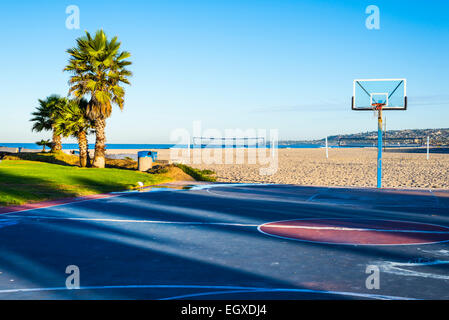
[{"left": 0, "top": 184, "right": 449, "bottom": 299}]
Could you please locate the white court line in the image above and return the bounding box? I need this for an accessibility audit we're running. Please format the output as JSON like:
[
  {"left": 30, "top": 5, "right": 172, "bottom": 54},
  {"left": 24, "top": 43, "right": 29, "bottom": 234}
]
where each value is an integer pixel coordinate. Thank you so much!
[
  {"left": 377, "top": 260, "right": 449, "bottom": 280},
  {"left": 0, "top": 284, "right": 414, "bottom": 300},
  {"left": 4, "top": 214, "right": 259, "bottom": 227},
  {"left": 429, "top": 189, "right": 441, "bottom": 208},
  {"left": 5, "top": 215, "right": 449, "bottom": 234},
  {"left": 190, "top": 183, "right": 275, "bottom": 191},
  {"left": 306, "top": 188, "right": 331, "bottom": 202}
]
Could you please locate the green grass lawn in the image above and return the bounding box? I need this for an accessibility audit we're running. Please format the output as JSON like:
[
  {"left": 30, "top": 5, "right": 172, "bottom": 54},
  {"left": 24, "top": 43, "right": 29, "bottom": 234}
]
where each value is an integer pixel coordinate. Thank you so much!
[{"left": 0, "top": 160, "right": 172, "bottom": 207}]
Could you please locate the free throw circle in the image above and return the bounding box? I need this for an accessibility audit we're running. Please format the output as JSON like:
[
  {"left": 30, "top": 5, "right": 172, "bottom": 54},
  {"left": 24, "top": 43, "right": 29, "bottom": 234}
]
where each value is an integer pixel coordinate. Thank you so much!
[{"left": 258, "top": 219, "right": 449, "bottom": 245}]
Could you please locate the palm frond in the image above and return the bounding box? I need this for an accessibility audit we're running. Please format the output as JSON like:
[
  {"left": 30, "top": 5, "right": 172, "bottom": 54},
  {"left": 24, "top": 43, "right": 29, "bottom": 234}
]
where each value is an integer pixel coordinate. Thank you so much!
[{"left": 64, "top": 29, "right": 132, "bottom": 121}]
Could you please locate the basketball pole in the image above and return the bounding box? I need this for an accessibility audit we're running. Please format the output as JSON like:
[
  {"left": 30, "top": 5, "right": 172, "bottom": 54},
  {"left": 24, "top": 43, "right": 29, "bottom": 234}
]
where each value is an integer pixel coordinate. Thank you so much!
[
  {"left": 325, "top": 137, "right": 329, "bottom": 159},
  {"left": 353, "top": 79, "right": 406, "bottom": 189},
  {"left": 377, "top": 107, "right": 383, "bottom": 189},
  {"left": 383, "top": 116, "right": 387, "bottom": 152}
]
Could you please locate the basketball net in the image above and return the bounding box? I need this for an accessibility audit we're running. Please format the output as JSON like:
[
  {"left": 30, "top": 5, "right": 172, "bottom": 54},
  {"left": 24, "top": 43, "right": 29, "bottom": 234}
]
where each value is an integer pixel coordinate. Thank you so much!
[{"left": 372, "top": 103, "right": 385, "bottom": 119}]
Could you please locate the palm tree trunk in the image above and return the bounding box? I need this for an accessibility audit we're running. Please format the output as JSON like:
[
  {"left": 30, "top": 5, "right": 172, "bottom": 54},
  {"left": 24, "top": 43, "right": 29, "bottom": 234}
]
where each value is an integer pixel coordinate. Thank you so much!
[
  {"left": 78, "top": 130, "right": 88, "bottom": 167},
  {"left": 51, "top": 130, "right": 62, "bottom": 153},
  {"left": 86, "top": 139, "right": 91, "bottom": 167},
  {"left": 92, "top": 118, "right": 106, "bottom": 168}
]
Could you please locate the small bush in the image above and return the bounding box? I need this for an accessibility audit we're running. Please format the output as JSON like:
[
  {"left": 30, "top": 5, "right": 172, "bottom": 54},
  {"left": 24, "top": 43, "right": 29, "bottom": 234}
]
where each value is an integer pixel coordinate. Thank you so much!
[
  {"left": 147, "top": 165, "right": 170, "bottom": 174},
  {"left": 174, "top": 164, "right": 216, "bottom": 182}
]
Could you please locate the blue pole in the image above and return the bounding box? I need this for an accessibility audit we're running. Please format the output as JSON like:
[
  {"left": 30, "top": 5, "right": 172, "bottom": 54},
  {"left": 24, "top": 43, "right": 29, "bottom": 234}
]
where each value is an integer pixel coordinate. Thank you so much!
[{"left": 377, "top": 109, "right": 383, "bottom": 189}]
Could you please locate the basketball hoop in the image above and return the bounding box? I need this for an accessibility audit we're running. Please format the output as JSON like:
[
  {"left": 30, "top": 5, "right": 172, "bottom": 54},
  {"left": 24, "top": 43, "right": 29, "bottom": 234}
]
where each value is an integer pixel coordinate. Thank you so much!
[
  {"left": 372, "top": 103, "right": 386, "bottom": 119},
  {"left": 372, "top": 103, "right": 385, "bottom": 110},
  {"left": 372, "top": 103, "right": 385, "bottom": 118},
  {"left": 351, "top": 79, "right": 407, "bottom": 189}
]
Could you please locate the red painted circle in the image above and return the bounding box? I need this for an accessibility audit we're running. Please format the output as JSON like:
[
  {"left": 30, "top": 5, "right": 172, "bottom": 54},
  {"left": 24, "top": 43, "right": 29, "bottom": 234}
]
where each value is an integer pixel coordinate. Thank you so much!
[{"left": 258, "top": 219, "right": 449, "bottom": 245}]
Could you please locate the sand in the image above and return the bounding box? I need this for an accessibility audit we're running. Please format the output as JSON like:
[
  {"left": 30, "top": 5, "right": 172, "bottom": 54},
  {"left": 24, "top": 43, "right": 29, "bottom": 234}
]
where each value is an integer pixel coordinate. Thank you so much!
[{"left": 105, "top": 148, "right": 449, "bottom": 189}]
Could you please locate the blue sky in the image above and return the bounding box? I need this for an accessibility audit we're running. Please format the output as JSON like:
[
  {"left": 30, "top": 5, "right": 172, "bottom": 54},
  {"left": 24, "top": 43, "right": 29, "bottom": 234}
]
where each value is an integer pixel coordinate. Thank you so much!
[{"left": 1, "top": 0, "right": 448, "bottom": 143}]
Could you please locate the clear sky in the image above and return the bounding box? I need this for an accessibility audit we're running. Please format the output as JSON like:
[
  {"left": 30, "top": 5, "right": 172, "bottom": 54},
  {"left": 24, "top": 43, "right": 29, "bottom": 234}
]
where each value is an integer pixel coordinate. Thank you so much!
[{"left": 1, "top": 0, "right": 448, "bottom": 143}]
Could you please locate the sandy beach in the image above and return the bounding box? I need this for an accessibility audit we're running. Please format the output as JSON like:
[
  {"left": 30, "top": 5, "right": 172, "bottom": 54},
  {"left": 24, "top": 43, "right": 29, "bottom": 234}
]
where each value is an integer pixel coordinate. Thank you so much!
[{"left": 104, "top": 148, "right": 449, "bottom": 189}]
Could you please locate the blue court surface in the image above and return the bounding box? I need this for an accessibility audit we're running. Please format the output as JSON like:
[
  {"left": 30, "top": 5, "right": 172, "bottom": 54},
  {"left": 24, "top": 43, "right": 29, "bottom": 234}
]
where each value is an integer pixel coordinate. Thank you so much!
[{"left": 0, "top": 184, "right": 449, "bottom": 300}]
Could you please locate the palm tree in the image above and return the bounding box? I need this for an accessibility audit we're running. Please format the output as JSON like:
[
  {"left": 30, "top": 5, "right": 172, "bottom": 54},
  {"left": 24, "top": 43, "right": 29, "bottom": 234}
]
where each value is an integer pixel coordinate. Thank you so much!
[
  {"left": 30, "top": 95, "right": 65, "bottom": 152},
  {"left": 64, "top": 30, "right": 132, "bottom": 168},
  {"left": 53, "top": 98, "right": 93, "bottom": 167},
  {"left": 36, "top": 139, "right": 52, "bottom": 152}
]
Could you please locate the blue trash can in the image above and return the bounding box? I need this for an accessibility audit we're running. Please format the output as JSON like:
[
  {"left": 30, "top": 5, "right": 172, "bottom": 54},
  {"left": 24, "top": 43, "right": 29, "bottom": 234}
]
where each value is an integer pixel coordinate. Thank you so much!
[
  {"left": 137, "top": 151, "right": 157, "bottom": 171},
  {"left": 138, "top": 151, "right": 158, "bottom": 161}
]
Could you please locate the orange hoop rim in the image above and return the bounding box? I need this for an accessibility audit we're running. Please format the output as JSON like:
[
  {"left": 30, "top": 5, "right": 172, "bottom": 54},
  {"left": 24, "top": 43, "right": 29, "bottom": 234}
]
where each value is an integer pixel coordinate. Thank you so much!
[{"left": 372, "top": 103, "right": 386, "bottom": 110}]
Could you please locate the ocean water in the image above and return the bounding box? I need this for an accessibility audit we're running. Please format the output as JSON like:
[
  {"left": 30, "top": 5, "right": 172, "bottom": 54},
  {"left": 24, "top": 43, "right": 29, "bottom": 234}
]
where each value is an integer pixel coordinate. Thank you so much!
[
  {"left": 1, "top": 143, "right": 177, "bottom": 150},
  {"left": 0, "top": 143, "right": 325, "bottom": 150}
]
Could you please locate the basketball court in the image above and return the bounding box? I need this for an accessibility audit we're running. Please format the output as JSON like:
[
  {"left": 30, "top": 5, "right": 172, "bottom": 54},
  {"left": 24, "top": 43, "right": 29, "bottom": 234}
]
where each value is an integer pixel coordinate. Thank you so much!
[{"left": 0, "top": 183, "right": 449, "bottom": 300}]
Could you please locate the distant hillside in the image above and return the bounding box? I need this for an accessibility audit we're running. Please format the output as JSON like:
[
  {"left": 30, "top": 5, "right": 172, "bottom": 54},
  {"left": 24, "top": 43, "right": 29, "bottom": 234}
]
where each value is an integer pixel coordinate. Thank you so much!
[{"left": 280, "top": 128, "right": 449, "bottom": 146}]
